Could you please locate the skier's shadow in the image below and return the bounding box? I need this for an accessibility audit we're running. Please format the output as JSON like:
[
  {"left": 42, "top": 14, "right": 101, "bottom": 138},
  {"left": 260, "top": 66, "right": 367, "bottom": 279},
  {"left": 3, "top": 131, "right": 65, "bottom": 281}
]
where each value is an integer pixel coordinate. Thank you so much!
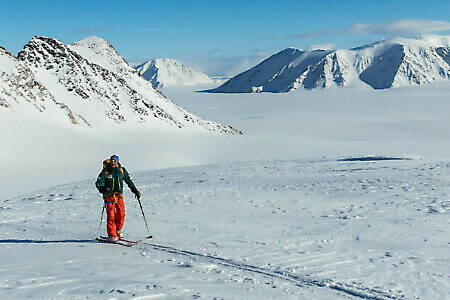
[{"left": 0, "top": 239, "right": 95, "bottom": 244}]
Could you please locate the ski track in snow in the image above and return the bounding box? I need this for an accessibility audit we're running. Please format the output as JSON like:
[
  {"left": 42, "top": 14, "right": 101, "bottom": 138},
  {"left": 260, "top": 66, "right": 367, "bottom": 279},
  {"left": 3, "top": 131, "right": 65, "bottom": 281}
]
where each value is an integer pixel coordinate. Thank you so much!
[
  {"left": 136, "top": 241, "right": 401, "bottom": 299},
  {"left": 1, "top": 158, "right": 449, "bottom": 299}
]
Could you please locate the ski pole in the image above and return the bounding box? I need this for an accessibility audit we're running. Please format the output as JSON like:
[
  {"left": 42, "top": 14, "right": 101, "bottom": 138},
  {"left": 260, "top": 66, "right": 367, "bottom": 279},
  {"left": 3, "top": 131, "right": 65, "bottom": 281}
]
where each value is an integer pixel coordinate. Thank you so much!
[
  {"left": 97, "top": 202, "right": 106, "bottom": 238},
  {"left": 137, "top": 198, "right": 152, "bottom": 238}
]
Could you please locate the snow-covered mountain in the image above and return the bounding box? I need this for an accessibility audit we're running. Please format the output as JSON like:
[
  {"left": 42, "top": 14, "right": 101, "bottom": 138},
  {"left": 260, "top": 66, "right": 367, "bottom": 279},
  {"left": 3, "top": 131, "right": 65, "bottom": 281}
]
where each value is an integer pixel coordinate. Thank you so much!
[
  {"left": 211, "top": 35, "right": 450, "bottom": 93},
  {"left": 1, "top": 36, "right": 240, "bottom": 134},
  {"left": 135, "top": 58, "right": 214, "bottom": 88}
]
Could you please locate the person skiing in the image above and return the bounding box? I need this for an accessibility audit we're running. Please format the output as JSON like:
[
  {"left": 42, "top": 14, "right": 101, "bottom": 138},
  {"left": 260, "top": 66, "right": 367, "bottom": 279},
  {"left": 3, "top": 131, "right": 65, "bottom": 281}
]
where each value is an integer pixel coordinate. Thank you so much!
[{"left": 95, "top": 155, "right": 141, "bottom": 242}]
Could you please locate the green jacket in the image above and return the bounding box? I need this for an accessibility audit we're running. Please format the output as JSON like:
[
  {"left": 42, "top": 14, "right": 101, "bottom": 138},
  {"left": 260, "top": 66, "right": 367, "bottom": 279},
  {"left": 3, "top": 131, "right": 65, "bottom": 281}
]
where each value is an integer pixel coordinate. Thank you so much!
[{"left": 95, "top": 163, "right": 136, "bottom": 196}]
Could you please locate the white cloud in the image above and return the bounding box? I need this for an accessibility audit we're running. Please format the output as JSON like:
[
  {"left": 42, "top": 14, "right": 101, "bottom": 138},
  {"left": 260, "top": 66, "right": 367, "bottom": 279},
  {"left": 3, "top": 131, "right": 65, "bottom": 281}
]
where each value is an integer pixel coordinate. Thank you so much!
[
  {"left": 286, "top": 19, "right": 450, "bottom": 41},
  {"left": 349, "top": 19, "right": 450, "bottom": 35}
]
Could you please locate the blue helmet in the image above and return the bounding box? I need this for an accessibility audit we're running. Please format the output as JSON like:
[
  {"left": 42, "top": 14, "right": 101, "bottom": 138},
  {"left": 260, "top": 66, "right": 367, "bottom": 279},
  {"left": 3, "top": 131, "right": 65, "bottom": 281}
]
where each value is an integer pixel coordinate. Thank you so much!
[{"left": 110, "top": 155, "right": 119, "bottom": 162}]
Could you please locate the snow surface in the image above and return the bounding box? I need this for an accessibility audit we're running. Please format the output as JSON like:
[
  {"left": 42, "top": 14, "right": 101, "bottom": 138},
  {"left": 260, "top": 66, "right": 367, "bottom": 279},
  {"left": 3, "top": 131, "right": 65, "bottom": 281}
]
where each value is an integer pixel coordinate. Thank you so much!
[
  {"left": 1, "top": 158, "right": 448, "bottom": 299},
  {"left": 2, "top": 71, "right": 450, "bottom": 298},
  {"left": 135, "top": 58, "right": 214, "bottom": 88}
]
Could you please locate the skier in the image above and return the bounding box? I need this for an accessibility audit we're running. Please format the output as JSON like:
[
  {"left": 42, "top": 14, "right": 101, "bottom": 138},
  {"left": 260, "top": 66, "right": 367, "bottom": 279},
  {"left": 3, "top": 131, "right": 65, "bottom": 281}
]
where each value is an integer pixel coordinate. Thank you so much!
[{"left": 95, "top": 155, "right": 141, "bottom": 242}]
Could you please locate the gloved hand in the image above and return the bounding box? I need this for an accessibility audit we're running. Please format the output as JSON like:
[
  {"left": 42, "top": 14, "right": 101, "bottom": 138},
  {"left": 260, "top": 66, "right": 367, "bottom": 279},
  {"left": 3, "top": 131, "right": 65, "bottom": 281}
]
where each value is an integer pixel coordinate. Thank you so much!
[
  {"left": 98, "top": 186, "right": 110, "bottom": 195},
  {"left": 131, "top": 187, "right": 141, "bottom": 200}
]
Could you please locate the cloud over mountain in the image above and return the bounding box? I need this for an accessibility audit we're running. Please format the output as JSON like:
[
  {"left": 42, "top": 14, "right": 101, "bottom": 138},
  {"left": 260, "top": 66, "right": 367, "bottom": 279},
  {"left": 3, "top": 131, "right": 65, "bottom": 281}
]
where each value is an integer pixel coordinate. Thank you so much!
[
  {"left": 350, "top": 19, "right": 450, "bottom": 35},
  {"left": 286, "top": 19, "right": 450, "bottom": 41}
]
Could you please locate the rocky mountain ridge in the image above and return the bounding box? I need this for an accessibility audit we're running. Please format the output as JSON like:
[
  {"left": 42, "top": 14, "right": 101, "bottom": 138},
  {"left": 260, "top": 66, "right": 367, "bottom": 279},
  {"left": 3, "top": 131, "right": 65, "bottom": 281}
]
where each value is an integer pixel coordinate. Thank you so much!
[{"left": 1, "top": 36, "right": 240, "bottom": 134}]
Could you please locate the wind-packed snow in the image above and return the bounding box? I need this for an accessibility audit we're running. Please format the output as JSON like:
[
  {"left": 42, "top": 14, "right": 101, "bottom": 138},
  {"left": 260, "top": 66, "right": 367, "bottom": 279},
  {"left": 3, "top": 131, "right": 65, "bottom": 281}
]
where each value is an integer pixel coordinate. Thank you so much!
[
  {"left": 211, "top": 35, "right": 450, "bottom": 93},
  {"left": 135, "top": 58, "right": 214, "bottom": 88}
]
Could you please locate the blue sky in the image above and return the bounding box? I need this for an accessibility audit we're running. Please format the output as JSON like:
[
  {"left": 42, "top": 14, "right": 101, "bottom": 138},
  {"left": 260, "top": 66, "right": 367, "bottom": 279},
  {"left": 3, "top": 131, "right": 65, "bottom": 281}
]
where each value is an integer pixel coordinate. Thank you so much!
[{"left": 1, "top": 0, "right": 449, "bottom": 76}]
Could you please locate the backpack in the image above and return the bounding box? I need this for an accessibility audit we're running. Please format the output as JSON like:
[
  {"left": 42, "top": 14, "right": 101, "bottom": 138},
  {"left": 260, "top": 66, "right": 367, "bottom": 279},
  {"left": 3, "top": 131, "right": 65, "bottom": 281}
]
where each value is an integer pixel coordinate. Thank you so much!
[{"left": 103, "top": 158, "right": 124, "bottom": 178}]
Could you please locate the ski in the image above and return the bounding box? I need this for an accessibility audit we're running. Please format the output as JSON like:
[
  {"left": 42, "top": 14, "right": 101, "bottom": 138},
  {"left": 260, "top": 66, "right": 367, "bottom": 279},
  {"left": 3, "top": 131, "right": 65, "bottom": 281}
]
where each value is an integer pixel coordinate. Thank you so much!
[
  {"left": 96, "top": 236, "right": 135, "bottom": 247},
  {"left": 118, "top": 237, "right": 142, "bottom": 244}
]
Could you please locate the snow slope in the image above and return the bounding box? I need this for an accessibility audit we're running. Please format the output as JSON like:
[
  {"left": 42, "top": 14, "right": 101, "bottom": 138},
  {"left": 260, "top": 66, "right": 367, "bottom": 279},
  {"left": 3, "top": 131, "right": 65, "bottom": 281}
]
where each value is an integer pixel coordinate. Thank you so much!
[
  {"left": 1, "top": 158, "right": 448, "bottom": 299},
  {"left": 211, "top": 35, "right": 450, "bottom": 93},
  {"left": 135, "top": 58, "right": 214, "bottom": 88}
]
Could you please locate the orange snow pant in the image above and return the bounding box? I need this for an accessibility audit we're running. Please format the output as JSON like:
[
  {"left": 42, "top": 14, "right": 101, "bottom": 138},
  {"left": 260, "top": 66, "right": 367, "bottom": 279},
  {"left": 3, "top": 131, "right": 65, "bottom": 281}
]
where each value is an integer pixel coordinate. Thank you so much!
[{"left": 105, "top": 193, "right": 125, "bottom": 237}]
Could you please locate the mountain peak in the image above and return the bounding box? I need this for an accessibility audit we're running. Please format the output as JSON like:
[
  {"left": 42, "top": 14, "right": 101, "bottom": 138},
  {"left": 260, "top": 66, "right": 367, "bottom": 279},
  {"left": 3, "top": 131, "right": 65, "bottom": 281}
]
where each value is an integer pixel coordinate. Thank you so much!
[
  {"left": 18, "top": 36, "right": 85, "bottom": 69},
  {"left": 135, "top": 58, "right": 213, "bottom": 88},
  {"left": 69, "top": 36, "right": 134, "bottom": 77},
  {"left": 26, "top": 36, "right": 68, "bottom": 49},
  {"left": 76, "top": 36, "right": 109, "bottom": 44},
  {"left": 72, "top": 36, "right": 116, "bottom": 53}
]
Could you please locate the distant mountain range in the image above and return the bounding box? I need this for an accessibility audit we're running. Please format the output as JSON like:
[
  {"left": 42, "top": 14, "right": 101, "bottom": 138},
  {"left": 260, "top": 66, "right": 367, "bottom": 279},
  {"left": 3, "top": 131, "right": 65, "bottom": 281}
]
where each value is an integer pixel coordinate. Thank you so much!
[
  {"left": 0, "top": 36, "right": 240, "bottom": 134},
  {"left": 135, "top": 58, "right": 214, "bottom": 88},
  {"left": 210, "top": 35, "right": 450, "bottom": 93}
]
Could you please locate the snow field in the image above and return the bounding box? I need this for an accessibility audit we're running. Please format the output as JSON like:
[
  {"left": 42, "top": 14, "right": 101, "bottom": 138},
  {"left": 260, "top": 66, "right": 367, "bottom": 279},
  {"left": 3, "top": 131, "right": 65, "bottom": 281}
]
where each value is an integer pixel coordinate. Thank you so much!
[
  {"left": 1, "top": 158, "right": 448, "bottom": 299},
  {"left": 2, "top": 70, "right": 450, "bottom": 299}
]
